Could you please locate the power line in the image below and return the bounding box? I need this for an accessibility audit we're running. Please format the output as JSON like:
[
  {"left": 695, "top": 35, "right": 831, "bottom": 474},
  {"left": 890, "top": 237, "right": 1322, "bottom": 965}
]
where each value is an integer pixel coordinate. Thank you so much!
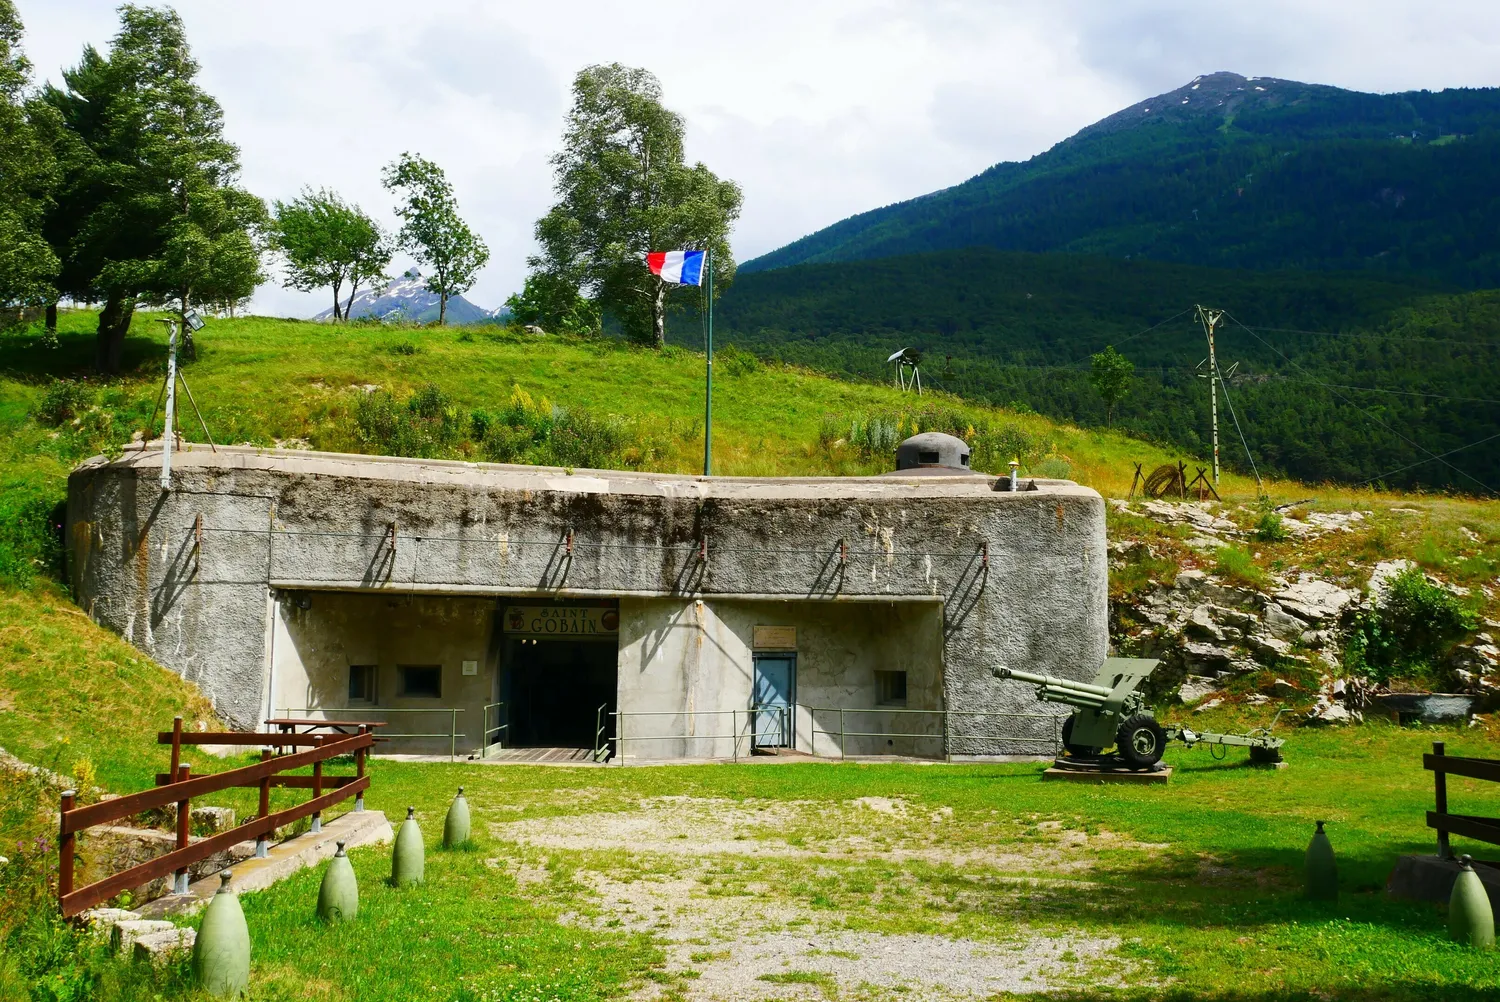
[
  {"left": 1224, "top": 311, "right": 1494, "bottom": 496},
  {"left": 1353, "top": 431, "right": 1500, "bottom": 488},
  {"left": 1241, "top": 324, "right": 1500, "bottom": 349}
]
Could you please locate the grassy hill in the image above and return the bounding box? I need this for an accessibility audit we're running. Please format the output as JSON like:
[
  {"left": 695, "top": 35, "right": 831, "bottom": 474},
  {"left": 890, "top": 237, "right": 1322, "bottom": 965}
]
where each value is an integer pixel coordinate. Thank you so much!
[
  {"left": 710, "top": 249, "right": 1500, "bottom": 492},
  {"left": 744, "top": 73, "right": 1500, "bottom": 289}
]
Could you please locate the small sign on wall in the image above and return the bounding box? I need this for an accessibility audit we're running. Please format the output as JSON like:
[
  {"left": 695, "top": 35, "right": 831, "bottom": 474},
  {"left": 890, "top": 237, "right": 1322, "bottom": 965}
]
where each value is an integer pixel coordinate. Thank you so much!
[
  {"left": 462, "top": 660, "right": 478, "bottom": 676},
  {"left": 753, "top": 626, "right": 797, "bottom": 650}
]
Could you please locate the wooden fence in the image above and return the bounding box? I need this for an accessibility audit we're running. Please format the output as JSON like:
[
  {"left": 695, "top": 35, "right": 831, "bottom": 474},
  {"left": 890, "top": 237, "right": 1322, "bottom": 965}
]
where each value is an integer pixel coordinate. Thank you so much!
[
  {"left": 58, "top": 718, "right": 372, "bottom": 918},
  {"left": 1426, "top": 740, "right": 1500, "bottom": 858}
]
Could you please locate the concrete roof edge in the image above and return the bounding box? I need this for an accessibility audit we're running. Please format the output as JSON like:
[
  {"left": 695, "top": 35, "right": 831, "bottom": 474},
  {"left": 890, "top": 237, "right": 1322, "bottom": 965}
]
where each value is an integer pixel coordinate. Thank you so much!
[{"left": 80, "top": 443, "right": 1102, "bottom": 502}]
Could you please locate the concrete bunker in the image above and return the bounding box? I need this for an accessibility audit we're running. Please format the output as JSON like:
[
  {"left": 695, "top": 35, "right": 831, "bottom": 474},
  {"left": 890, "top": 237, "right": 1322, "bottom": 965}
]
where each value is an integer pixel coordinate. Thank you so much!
[{"left": 66, "top": 441, "right": 1108, "bottom": 761}]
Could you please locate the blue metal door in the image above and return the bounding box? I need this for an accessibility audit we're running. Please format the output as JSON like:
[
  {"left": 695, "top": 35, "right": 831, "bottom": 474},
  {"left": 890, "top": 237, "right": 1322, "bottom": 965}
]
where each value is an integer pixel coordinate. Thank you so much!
[{"left": 753, "top": 655, "right": 795, "bottom": 747}]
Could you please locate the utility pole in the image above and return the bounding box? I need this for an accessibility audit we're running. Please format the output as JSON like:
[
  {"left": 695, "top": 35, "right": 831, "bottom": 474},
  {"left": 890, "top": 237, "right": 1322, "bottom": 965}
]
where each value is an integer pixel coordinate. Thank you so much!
[{"left": 1195, "top": 305, "right": 1225, "bottom": 485}]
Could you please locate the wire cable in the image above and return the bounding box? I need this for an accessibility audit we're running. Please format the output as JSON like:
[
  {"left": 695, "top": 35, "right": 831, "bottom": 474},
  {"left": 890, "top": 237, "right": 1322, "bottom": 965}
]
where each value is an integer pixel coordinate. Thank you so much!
[
  {"left": 1223, "top": 311, "right": 1495, "bottom": 496},
  {"left": 1352, "top": 431, "right": 1500, "bottom": 488},
  {"left": 1241, "top": 324, "right": 1500, "bottom": 349},
  {"left": 1212, "top": 356, "right": 1262, "bottom": 492}
]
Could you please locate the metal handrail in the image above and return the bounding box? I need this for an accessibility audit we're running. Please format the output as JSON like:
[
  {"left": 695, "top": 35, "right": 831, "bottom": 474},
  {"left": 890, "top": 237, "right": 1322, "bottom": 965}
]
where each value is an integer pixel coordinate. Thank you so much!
[
  {"left": 610, "top": 707, "right": 789, "bottom": 765},
  {"left": 277, "top": 706, "right": 466, "bottom": 762},
  {"left": 480, "top": 702, "right": 508, "bottom": 758},
  {"left": 592, "top": 703, "right": 610, "bottom": 763},
  {"left": 798, "top": 705, "right": 1061, "bottom": 761}
]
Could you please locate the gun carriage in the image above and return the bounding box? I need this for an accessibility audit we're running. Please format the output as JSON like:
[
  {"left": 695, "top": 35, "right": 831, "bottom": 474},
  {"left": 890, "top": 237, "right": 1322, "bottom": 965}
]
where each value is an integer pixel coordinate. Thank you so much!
[{"left": 994, "top": 657, "right": 1285, "bottom": 769}]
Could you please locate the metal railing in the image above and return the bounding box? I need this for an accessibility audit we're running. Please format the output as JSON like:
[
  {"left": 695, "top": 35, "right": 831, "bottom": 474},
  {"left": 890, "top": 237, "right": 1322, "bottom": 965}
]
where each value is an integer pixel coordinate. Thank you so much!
[
  {"left": 480, "top": 702, "right": 508, "bottom": 758},
  {"left": 592, "top": 703, "right": 611, "bottom": 763},
  {"left": 611, "top": 706, "right": 790, "bottom": 764},
  {"left": 276, "top": 707, "right": 467, "bottom": 762},
  {"left": 607, "top": 704, "right": 1059, "bottom": 763}
]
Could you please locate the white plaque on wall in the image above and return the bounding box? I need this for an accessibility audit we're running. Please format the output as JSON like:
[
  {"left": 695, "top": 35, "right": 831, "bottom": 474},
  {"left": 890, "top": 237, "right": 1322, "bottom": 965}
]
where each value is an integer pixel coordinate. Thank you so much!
[{"left": 462, "top": 660, "right": 478, "bottom": 676}]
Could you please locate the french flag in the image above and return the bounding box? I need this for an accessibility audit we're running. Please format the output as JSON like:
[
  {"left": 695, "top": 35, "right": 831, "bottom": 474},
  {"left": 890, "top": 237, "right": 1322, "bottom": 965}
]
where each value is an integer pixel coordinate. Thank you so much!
[{"left": 646, "top": 249, "right": 705, "bottom": 286}]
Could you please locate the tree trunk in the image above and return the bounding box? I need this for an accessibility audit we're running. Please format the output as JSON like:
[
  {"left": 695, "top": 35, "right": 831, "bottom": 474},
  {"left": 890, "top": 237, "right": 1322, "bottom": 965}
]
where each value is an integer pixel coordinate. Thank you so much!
[
  {"left": 95, "top": 293, "right": 134, "bottom": 374},
  {"left": 651, "top": 280, "right": 666, "bottom": 348},
  {"left": 439, "top": 291, "right": 447, "bottom": 326},
  {"left": 331, "top": 277, "right": 344, "bottom": 321},
  {"left": 344, "top": 278, "right": 359, "bottom": 322},
  {"left": 179, "top": 292, "right": 196, "bottom": 361},
  {"left": 45, "top": 301, "right": 58, "bottom": 335}
]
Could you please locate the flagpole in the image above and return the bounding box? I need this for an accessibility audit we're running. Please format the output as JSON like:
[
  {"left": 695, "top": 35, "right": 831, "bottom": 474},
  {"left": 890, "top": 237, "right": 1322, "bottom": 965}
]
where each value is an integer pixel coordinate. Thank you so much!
[{"left": 704, "top": 248, "right": 713, "bottom": 477}]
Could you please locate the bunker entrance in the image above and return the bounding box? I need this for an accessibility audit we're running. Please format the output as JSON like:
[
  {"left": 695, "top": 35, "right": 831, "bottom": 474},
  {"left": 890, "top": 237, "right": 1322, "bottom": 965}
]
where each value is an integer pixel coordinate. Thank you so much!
[
  {"left": 500, "top": 602, "right": 620, "bottom": 750},
  {"left": 505, "top": 639, "right": 617, "bottom": 747}
]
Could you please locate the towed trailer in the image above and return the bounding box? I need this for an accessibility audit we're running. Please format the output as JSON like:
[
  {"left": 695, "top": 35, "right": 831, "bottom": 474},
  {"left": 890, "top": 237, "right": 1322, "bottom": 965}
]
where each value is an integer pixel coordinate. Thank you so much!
[{"left": 994, "top": 657, "right": 1285, "bottom": 769}]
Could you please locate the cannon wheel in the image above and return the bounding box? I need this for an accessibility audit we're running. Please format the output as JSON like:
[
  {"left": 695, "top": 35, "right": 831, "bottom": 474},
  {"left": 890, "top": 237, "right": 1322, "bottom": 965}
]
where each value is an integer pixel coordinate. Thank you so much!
[
  {"left": 1060, "top": 715, "right": 1101, "bottom": 759},
  {"left": 1116, "top": 712, "right": 1167, "bottom": 769}
]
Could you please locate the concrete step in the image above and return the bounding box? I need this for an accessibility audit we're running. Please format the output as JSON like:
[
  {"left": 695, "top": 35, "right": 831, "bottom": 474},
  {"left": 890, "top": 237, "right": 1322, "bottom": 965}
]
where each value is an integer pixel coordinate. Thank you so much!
[
  {"left": 133, "top": 927, "right": 195, "bottom": 964},
  {"left": 137, "top": 808, "right": 392, "bottom": 918},
  {"left": 110, "top": 919, "right": 176, "bottom": 954}
]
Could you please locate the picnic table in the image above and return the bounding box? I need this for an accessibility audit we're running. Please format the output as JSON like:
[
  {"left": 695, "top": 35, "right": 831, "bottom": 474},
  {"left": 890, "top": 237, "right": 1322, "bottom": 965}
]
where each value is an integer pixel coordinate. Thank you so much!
[{"left": 265, "top": 717, "right": 390, "bottom": 736}]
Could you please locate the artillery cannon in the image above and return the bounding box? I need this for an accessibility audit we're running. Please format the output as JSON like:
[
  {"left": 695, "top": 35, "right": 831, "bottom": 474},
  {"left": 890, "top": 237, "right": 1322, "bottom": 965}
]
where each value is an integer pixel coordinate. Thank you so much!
[{"left": 994, "top": 658, "right": 1284, "bottom": 769}]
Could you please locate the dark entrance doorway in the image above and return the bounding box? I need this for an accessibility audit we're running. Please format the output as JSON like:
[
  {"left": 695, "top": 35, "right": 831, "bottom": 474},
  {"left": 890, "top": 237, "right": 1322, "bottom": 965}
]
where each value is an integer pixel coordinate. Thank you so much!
[{"left": 504, "top": 638, "right": 617, "bottom": 748}]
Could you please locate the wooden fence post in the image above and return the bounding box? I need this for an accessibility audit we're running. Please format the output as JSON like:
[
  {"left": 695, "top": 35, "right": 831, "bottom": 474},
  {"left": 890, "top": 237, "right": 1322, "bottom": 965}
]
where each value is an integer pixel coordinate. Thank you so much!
[
  {"left": 354, "top": 727, "right": 367, "bottom": 811},
  {"left": 169, "top": 715, "right": 183, "bottom": 783},
  {"left": 257, "top": 749, "right": 272, "bottom": 857},
  {"left": 1434, "top": 740, "right": 1451, "bottom": 859},
  {"left": 310, "top": 735, "right": 324, "bottom": 833},
  {"left": 58, "top": 790, "right": 76, "bottom": 910},
  {"left": 173, "top": 763, "right": 191, "bottom": 894}
]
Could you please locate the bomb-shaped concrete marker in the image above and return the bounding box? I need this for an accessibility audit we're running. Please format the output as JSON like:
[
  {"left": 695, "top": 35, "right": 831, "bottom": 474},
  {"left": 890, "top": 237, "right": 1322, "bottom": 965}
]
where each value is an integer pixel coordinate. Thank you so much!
[
  {"left": 317, "top": 840, "right": 358, "bottom": 922},
  {"left": 193, "top": 871, "right": 251, "bottom": 998},
  {"left": 1449, "top": 855, "right": 1495, "bottom": 949},
  {"left": 1304, "top": 820, "right": 1338, "bottom": 901},
  {"left": 443, "top": 787, "right": 470, "bottom": 847},
  {"left": 392, "top": 806, "right": 425, "bottom": 887}
]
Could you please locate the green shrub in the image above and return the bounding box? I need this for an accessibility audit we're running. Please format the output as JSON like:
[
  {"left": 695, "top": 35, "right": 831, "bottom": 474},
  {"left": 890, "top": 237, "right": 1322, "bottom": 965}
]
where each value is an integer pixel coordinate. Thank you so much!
[
  {"left": 1212, "top": 545, "right": 1268, "bottom": 588},
  {"left": 0, "top": 475, "right": 63, "bottom": 587},
  {"left": 1344, "top": 566, "right": 1478, "bottom": 683},
  {"left": 1033, "top": 457, "right": 1072, "bottom": 479},
  {"left": 1252, "top": 498, "right": 1290, "bottom": 542},
  {"left": 353, "top": 383, "right": 464, "bottom": 458},
  {"left": 32, "top": 380, "right": 92, "bottom": 427},
  {"left": 716, "top": 343, "right": 761, "bottom": 376}
]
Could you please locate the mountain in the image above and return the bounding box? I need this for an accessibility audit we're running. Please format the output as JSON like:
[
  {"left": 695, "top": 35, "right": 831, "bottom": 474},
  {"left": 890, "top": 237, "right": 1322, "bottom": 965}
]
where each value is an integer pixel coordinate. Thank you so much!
[
  {"left": 707, "top": 249, "right": 1499, "bottom": 492},
  {"left": 313, "top": 269, "right": 509, "bottom": 325},
  {"left": 743, "top": 73, "right": 1500, "bottom": 288}
]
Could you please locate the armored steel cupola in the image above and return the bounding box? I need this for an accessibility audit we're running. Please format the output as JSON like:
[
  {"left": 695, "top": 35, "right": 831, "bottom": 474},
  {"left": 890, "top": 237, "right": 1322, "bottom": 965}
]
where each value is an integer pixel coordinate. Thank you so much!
[{"left": 893, "top": 432, "right": 971, "bottom": 473}]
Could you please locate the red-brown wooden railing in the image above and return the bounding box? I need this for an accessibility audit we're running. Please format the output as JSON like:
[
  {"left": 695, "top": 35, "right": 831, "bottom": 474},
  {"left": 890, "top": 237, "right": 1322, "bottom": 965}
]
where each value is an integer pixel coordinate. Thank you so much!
[{"left": 57, "top": 719, "right": 372, "bottom": 918}]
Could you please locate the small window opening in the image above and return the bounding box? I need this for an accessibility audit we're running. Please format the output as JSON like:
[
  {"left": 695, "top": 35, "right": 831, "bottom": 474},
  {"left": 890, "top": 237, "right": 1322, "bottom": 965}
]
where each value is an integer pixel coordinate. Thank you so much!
[
  {"left": 960, "top": 452, "right": 970, "bottom": 466},
  {"left": 348, "top": 664, "right": 377, "bottom": 703},
  {"left": 398, "top": 664, "right": 442, "bottom": 699},
  {"left": 875, "top": 669, "right": 908, "bottom": 707},
  {"left": 917, "top": 451, "right": 940, "bottom": 465}
]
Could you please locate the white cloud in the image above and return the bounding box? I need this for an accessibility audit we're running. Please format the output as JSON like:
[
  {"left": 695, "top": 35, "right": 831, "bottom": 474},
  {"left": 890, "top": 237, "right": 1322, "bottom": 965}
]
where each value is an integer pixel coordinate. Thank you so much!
[{"left": 16, "top": 1, "right": 1500, "bottom": 317}]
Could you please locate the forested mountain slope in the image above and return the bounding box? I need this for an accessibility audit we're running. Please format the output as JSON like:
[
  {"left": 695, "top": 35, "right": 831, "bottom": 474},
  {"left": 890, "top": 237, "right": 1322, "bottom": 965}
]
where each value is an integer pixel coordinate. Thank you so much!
[
  {"left": 744, "top": 73, "right": 1500, "bottom": 288},
  {"left": 710, "top": 249, "right": 1499, "bottom": 492}
]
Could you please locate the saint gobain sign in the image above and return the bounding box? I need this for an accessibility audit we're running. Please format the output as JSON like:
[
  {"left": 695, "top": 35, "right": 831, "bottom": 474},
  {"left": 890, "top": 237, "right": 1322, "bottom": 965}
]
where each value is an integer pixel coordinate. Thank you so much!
[{"left": 504, "top": 605, "right": 619, "bottom": 637}]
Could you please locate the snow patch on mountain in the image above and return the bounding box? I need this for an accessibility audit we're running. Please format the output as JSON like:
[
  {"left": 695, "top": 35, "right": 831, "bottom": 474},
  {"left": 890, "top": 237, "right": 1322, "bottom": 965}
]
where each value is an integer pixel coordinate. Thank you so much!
[{"left": 312, "top": 269, "right": 508, "bottom": 325}]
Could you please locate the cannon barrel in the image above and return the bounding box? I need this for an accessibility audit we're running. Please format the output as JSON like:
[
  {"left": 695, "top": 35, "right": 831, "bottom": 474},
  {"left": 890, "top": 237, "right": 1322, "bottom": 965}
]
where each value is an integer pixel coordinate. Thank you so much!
[
  {"left": 994, "top": 666, "right": 1113, "bottom": 699},
  {"left": 1039, "top": 686, "right": 1106, "bottom": 710}
]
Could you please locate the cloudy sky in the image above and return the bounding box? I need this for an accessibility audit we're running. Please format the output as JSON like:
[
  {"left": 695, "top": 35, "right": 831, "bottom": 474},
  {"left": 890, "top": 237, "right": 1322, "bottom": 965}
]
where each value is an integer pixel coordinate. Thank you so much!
[{"left": 18, "top": 1, "right": 1500, "bottom": 317}]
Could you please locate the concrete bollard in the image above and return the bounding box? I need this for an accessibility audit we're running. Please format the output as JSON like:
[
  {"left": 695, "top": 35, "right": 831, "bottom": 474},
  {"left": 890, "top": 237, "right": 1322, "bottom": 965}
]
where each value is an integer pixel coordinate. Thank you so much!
[
  {"left": 1304, "top": 820, "right": 1337, "bottom": 901},
  {"left": 443, "top": 787, "right": 470, "bottom": 847},
  {"left": 1449, "top": 855, "right": 1495, "bottom": 949},
  {"left": 317, "top": 840, "right": 359, "bottom": 922},
  {"left": 192, "top": 871, "right": 250, "bottom": 998},
  {"left": 391, "top": 806, "right": 424, "bottom": 887}
]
